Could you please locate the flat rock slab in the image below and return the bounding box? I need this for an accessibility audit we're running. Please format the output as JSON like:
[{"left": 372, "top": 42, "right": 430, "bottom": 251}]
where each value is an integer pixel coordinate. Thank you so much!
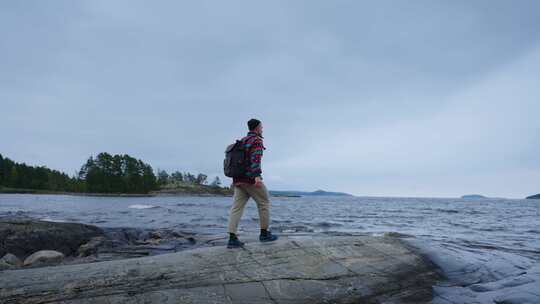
[{"left": 0, "top": 235, "right": 441, "bottom": 304}]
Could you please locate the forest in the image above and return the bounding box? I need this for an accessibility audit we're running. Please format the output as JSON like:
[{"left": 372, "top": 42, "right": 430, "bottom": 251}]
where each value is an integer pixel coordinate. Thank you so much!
[
  {"left": 0, "top": 153, "right": 219, "bottom": 194},
  {"left": 0, "top": 153, "right": 82, "bottom": 192}
]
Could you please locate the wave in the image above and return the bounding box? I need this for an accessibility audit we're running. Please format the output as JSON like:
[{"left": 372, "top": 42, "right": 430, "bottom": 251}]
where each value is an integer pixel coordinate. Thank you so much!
[
  {"left": 39, "top": 217, "right": 67, "bottom": 222},
  {"left": 128, "top": 204, "right": 160, "bottom": 209}
]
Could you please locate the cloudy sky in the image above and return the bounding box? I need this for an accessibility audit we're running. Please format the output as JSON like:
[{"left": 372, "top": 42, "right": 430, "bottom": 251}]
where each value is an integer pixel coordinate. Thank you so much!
[{"left": 2, "top": 1, "right": 540, "bottom": 198}]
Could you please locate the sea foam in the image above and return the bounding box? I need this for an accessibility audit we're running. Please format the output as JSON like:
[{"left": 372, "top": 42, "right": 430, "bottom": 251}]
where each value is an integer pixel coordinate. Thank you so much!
[{"left": 128, "top": 204, "right": 159, "bottom": 209}]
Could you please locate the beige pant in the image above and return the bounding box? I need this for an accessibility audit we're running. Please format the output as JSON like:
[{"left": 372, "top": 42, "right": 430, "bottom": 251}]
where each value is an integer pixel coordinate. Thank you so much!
[{"left": 227, "top": 183, "right": 270, "bottom": 234}]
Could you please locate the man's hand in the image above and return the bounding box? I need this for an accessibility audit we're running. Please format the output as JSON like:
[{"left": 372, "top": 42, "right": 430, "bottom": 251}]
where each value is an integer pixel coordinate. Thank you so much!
[{"left": 254, "top": 177, "right": 263, "bottom": 187}]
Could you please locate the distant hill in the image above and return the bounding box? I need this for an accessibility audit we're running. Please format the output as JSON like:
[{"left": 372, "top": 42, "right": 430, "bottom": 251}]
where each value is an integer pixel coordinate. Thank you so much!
[
  {"left": 461, "top": 194, "right": 488, "bottom": 199},
  {"left": 270, "top": 189, "right": 353, "bottom": 197},
  {"left": 526, "top": 193, "right": 540, "bottom": 199}
]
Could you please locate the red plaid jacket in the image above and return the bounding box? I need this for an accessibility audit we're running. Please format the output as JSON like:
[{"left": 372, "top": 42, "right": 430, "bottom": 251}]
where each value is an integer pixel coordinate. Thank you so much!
[{"left": 232, "top": 131, "right": 265, "bottom": 185}]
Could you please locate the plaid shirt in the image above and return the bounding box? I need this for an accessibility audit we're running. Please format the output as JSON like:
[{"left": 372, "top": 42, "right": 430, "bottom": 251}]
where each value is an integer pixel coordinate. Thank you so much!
[{"left": 232, "top": 131, "right": 265, "bottom": 185}]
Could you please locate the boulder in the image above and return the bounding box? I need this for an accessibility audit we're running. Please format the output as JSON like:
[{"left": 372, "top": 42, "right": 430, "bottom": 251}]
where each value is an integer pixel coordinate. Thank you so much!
[
  {"left": 0, "top": 235, "right": 442, "bottom": 303},
  {"left": 23, "top": 250, "right": 64, "bottom": 267},
  {"left": 0, "top": 261, "right": 14, "bottom": 271},
  {"left": 0, "top": 218, "right": 105, "bottom": 259},
  {"left": 1, "top": 253, "right": 22, "bottom": 266},
  {"left": 0, "top": 253, "right": 23, "bottom": 270}
]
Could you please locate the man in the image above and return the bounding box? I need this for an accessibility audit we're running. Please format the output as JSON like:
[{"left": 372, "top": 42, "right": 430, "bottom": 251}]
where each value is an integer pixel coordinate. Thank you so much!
[{"left": 227, "top": 118, "right": 278, "bottom": 248}]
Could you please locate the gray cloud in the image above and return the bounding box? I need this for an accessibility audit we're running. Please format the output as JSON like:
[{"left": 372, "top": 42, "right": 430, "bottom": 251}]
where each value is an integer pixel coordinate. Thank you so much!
[{"left": 2, "top": 1, "right": 540, "bottom": 197}]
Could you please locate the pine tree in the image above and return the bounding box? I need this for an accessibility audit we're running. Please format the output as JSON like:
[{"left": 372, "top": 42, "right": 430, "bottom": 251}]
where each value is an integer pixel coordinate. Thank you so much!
[
  {"left": 157, "top": 169, "right": 169, "bottom": 185},
  {"left": 210, "top": 176, "right": 221, "bottom": 188},
  {"left": 10, "top": 166, "right": 18, "bottom": 188},
  {"left": 0, "top": 154, "right": 4, "bottom": 186},
  {"left": 195, "top": 173, "right": 208, "bottom": 185},
  {"left": 171, "top": 171, "right": 184, "bottom": 183},
  {"left": 142, "top": 164, "right": 157, "bottom": 192},
  {"left": 111, "top": 155, "right": 124, "bottom": 192}
]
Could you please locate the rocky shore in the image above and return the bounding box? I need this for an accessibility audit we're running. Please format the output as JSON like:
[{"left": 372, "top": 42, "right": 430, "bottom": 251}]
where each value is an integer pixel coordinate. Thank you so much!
[
  {"left": 0, "top": 217, "right": 443, "bottom": 303},
  {"left": 0, "top": 217, "right": 220, "bottom": 270},
  {"left": 0, "top": 226, "right": 441, "bottom": 304},
  {"left": 0, "top": 217, "right": 104, "bottom": 269}
]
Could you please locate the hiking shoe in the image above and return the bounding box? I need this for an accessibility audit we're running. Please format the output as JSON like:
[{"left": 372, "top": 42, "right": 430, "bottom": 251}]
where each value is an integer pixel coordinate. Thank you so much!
[
  {"left": 227, "top": 238, "right": 245, "bottom": 249},
  {"left": 259, "top": 231, "right": 279, "bottom": 242}
]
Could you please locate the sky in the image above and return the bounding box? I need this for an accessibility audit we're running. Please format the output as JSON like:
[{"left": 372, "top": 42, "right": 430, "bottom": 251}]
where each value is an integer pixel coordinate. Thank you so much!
[{"left": 1, "top": 1, "right": 540, "bottom": 198}]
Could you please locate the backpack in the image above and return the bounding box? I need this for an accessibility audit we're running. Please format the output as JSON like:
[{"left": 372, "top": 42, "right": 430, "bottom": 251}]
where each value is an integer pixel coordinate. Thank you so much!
[{"left": 223, "top": 139, "right": 247, "bottom": 178}]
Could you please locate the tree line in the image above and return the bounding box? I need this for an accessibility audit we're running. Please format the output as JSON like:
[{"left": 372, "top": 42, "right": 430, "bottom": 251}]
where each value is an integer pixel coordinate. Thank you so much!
[
  {"left": 78, "top": 153, "right": 157, "bottom": 194},
  {"left": 0, "top": 154, "right": 82, "bottom": 192},
  {"left": 156, "top": 169, "right": 221, "bottom": 187},
  {"left": 0, "top": 153, "right": 223, "bottom": 194}
]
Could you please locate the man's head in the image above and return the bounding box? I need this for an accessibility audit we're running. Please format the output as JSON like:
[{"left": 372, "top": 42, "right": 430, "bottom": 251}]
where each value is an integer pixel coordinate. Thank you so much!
[{"left": 248, "top": 118, "right": 263, "bottom": 135}]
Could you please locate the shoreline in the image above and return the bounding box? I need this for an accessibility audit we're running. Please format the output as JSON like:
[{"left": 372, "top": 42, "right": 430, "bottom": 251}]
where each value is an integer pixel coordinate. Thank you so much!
[
  {"left": 0, "top": 187, "right": 233, "bottom": 197},
  {"left": 0, "top": 188, "right": 308, "bottom": 198}
]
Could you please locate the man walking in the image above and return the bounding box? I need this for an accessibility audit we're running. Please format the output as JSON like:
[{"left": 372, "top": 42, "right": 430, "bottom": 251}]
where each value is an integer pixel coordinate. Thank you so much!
[{"left": 227, "top": 118, "right": 278, "bottom": 248}]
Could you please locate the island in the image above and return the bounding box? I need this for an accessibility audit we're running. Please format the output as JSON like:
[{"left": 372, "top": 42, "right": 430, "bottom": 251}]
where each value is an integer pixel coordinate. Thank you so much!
[
  {"left": 461, "top": 194, "right": 488, "bottom": 199},
  {"left": 526, "top": 193, "right": 540, "bottom": 199},
  {"left": 0, "top": 152, "right": 233, "bottom": 197}
]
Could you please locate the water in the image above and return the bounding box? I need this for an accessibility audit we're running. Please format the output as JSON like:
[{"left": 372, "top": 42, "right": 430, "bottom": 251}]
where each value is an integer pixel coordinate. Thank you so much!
[{"left": 1, "top": 194, "right": 539, "bottom": 303}]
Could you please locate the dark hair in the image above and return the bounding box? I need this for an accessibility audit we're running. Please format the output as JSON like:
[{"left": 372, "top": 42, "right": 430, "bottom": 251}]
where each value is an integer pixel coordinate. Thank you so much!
[{"left": 247, "top": 118, "right": 261, "bottom": 131}]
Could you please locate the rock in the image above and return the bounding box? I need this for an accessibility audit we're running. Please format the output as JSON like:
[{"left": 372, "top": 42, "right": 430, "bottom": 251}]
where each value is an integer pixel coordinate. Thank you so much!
[
  {"left": 0, "top": 218, "right": 105, "bottom": 259},
  {"left": 148, "top": 231, "right": 162, "bottom": 239},
  {"left": 23, "top": 250, "right": 64, "bottom": 267},
  {"left": 139, "top": 229, "right": 196, "bottom": 245},
  {"left": 526, "top": 193, "right": 540, "bottom": 199},
  {"left": 171, "top": 231, "right": 184, "bottom": 238},
  {"left": 0, "top": 235, "right": 442, "bottom": 303},
  {"left": 0, "top": 261, "right": 13, "bottom": 271},
  {"left": 103, "top": 227, "right": 142, "bottom": 244},
  {"left": 0, "top": 253, "right": 23, "bottom": 271},
  {"left": 1, "top": 253, "right": 22, "bottom": 266},
  {"left": 78, "top": 236, "right": 106, "bottom": 257}
]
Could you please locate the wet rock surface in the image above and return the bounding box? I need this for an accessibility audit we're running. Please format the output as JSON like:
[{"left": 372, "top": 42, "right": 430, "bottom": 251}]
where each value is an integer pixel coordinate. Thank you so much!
[
  {"left": 77, "top": 236, "right": 106, "bottom": 257},
  {"left": 0, "top": 218, "right": 104, "bottom": 259},
  {"left": 0, "top": 235, "right": 442, "bottom": 304},
  {"left": 0, "top": 217, "right": 210, "bottom": 269},
  {"left": 91, "top": 226, "right": 210, "bottom": 262}
]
